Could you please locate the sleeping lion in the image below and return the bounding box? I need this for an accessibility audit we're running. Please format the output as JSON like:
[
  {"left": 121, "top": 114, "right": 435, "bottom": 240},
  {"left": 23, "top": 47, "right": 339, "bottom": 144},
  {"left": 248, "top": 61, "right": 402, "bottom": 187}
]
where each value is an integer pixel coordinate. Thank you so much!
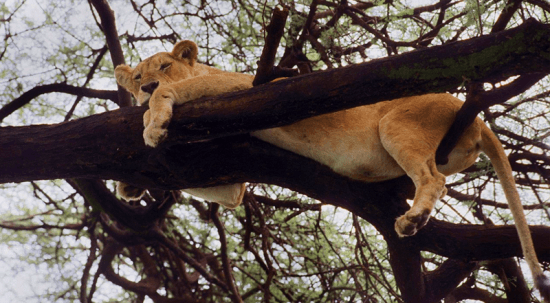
[{"left": 114, "top": 40, "right": 549, "bottom": 299}]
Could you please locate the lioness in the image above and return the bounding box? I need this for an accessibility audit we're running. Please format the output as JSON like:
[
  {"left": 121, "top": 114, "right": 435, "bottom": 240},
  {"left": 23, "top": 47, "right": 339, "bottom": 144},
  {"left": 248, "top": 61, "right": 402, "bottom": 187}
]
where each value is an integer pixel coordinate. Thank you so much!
[{"left": 115, "top": 40, "right": 549, "bottom": 299}]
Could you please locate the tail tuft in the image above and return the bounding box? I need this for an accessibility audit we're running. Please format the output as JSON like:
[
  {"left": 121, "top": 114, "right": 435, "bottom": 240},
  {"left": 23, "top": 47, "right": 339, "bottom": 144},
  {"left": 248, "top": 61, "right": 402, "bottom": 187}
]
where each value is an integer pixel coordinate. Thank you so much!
[{"left": 536, "top": 275, "right": 550, "bottom": 302}]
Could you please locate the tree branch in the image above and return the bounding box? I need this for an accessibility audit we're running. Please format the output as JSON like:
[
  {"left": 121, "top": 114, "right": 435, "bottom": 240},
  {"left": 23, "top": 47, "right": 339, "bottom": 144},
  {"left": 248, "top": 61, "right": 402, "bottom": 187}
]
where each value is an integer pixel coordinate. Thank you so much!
[
  {"left": 435, "top": 73, "right": 546, "bottom": 164},
  {"left": 253, "top": 7, "right": 291, "bottom": 86},
  {"left": 386, "top": 237, "right": 426, "bottom": 302},
  {"left": 447, "top": 282, "right": 508, "bottom": 303},
  {"left": 89, "top": 0, "right": 132, "bottom": 107},
  {"left": 0, "top": 83, "right": 118, "bottom": 122},
  {"left": 1, "top": 20, "right": 549, "bottom": 185},
  {"left": 491, "top": 0, "right": 523, "bottom": 33},
  {"left": 485, "top": 258, "right": 531, "bottom": 302},
  {"left": 98, "top": 239, "right": 161, "bottom": 296},
  {"left": 65, "top": 45, "right": 109, "bottom": 121},
  {"left": 211, "top": 204, "right": 242, "bottom": 303},
  {"left": 424, "top": 259, "right": 478, "bottom": 303},
  {"left": 73, "top": 179, "right": 174, "bottom": 232}
]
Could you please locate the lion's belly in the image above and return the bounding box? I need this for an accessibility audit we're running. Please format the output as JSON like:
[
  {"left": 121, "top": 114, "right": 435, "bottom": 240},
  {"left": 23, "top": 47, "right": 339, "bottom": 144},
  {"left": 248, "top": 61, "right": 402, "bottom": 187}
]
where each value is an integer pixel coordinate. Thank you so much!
[{"left": 252, "top": 107, "right": 406, "bottom": 182}]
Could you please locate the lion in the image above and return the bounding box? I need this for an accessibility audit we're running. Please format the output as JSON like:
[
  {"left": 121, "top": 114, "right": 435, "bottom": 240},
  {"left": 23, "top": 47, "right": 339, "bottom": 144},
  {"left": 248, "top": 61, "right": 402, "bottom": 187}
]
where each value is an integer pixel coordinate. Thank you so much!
[{"left": 114, "top": 40, "right": 549, "bottom": 299}]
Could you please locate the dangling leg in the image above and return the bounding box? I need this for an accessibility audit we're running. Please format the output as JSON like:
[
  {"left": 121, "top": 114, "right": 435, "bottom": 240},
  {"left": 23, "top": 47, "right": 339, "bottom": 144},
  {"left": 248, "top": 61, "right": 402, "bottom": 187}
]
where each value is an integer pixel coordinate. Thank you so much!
[
  {"left": 392, "top": 157, "right": 446, "bottom": 237},
  {"left": 379, "top": 108, "right": 448, "bottom": 237}
]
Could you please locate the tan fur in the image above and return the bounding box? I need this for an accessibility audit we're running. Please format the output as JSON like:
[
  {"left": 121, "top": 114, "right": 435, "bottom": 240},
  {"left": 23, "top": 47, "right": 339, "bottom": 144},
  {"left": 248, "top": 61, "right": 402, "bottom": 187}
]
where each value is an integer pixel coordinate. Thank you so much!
[
  {"left": 114, "top": 40, "right": 253, "bottom": 147},
  {"left": 115, "top": 41, "right": 548, "bottom": 297},
  {"left": 114, "top": 40, "right": 252, "bottom": 207}
]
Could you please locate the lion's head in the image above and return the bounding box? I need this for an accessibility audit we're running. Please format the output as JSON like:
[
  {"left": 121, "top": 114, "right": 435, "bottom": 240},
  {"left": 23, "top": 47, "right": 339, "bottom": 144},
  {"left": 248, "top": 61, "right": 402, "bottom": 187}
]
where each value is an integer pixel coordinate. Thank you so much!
[{"left": 114, "top": 40, "right": 199, "bottom": 106}]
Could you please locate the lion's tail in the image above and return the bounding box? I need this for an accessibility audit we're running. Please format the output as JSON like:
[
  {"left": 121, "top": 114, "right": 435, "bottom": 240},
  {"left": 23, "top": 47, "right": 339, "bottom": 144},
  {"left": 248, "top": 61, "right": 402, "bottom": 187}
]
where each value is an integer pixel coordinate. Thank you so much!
[{"left": 481, "top": 125, "right": 549, "bottom": 301}]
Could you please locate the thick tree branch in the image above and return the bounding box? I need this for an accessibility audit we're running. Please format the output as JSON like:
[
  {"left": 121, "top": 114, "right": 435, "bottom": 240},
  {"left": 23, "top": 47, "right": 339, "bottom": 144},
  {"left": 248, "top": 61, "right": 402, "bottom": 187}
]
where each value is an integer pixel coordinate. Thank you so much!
[
  {"left": 447, "top": 283, "right": 508, "bottom": 303},
  {"left": 98, "top": 239, "right": 163, "bottom": 297},
  {"left": 1, "top": 20, "right": 549, "bottom": 185},
  {"left": 386, "top": 237, "right": 426, "bottom": 302},
  {"left": 73, "top": 179, "right": 175, "bottom": 232},
  {"left": 417, "top": 220, "right": 550, "bottom": 262}
]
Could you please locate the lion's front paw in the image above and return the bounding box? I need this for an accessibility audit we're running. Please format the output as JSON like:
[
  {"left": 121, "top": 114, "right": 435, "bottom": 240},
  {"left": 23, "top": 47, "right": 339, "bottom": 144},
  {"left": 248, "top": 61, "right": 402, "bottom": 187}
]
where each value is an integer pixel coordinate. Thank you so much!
[
  {"left": 143, "top": 109, "right": 151, "bottom": 128},
  {"left": 143, "top": 125, "right": 168, "bottom": 147},
  {"left": 395, "top": 208, "right": 431, "bottom": 237}
]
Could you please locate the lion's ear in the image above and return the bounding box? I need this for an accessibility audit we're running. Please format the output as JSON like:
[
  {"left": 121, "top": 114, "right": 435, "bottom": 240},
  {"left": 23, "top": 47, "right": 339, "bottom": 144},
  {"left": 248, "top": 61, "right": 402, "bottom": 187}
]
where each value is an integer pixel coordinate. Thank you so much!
[
  {"left": 172, "top": 40, "right": 198, "bottom": 66},
  {"left": 114, "top": 64, "right": 134, "bottom": 90}
]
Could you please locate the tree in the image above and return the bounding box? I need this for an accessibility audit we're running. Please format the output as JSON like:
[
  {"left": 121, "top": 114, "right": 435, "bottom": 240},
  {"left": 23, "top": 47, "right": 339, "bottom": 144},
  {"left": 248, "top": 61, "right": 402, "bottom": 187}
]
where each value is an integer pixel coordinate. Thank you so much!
[{"left": 0, "top": 0, "right": 549, "bottom": 302}]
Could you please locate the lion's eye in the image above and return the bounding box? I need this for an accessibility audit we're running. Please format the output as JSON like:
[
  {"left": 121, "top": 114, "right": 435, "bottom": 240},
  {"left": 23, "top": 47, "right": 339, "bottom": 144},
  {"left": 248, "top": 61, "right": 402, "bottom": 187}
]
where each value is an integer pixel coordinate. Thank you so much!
[
  {"left": 134, "top": 74, "right": 141, "bottom": 82},
  {"left": 160, "top": 63, "right": 171, "bottom": 71}
]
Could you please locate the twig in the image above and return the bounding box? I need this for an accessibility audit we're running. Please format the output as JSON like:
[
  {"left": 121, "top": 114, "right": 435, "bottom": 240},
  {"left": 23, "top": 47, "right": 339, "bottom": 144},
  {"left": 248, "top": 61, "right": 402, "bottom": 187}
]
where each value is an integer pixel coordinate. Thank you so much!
[
  {"left": 150, "top": 226, "right": 229, "bottom": 292},
  {"left": 65, "top": 46, "right": 109, "bottom": 121},
  {"left": 0, "top": 83, "right": 118, "bottom": 122},
  {"left": 80, "top": 220, "right": 98, "bottom": 303}
]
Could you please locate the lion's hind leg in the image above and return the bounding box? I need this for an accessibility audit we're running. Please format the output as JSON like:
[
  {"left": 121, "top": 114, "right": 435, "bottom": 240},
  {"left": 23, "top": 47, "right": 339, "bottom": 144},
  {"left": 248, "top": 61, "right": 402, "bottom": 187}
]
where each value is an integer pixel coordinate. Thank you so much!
[
  {"left": 392, "top": 157, "right": 446, "bottom": 237},
  {"left": 379, "top": 109, "right": 448, "bottom": 237}
]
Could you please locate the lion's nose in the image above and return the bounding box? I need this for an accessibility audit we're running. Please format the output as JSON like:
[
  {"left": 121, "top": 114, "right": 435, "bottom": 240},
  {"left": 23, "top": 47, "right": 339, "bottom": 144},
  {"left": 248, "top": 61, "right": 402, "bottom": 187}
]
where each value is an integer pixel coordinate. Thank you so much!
[{"left": 141, "top": 81, "right": 159, "bottom": 94}]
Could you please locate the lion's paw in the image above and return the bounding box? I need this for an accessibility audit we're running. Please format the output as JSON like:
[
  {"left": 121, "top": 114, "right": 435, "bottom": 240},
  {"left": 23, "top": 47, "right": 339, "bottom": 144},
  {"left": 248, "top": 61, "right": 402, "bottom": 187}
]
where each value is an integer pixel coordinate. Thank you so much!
[
  {"left": 395, "top": 208, "right": 431, "bottom": 237},
  {"left": 143, "top": 109, "right": 151, "bottom": 128},
  {"left": 143, "top": 125, "right": 168, "bottom": 147},
  {"left": 116, "top": 181, "right": 146, "bottom": 201}
]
